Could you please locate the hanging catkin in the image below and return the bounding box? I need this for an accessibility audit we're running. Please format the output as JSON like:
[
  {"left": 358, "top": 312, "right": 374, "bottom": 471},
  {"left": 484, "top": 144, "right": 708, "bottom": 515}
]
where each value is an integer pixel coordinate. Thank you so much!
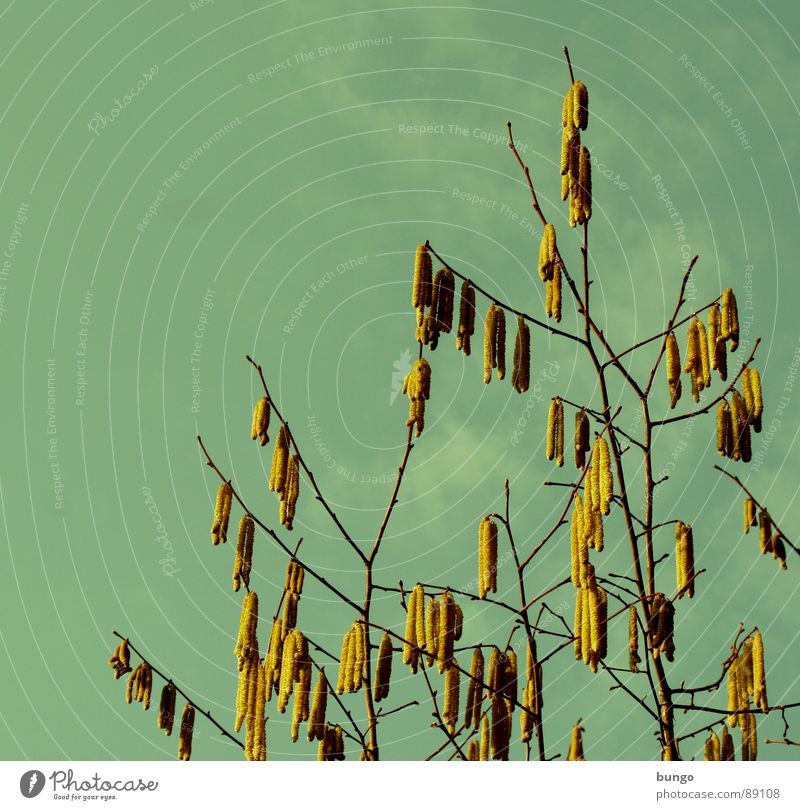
[
  {"left": 742, "top": 368, "right": 763, "bottom": 433},
  {"left": 268, "top": 426, "right": 290, "bottom": 494},
  {"left": 233, "top": 515, "right": 255, "bottom": 592},
  {"left": 235, "top": 591, "right": 259, "bottom": 670},
  {"left": 490, "top": 693, "right": 511, "bottom": 760},
  {"left": 403, "top": 358, "right": 432, "bottom": 437},
  {"left": 126, "top": 663, "right": 153, "bottom": 710},
  {"left": 720, "top": 288, "right": 740, "bottom": 351},
  {"left": 278, "top": 630, "right": 298, "bottom": 712},
  {"left": 478, "top": 517, "right": 498, "bottom": 598},
  {"left": 412, "top": 244, "right": 433, "bottom": 310},
  {"left": 721, "top": 725, "right": 735, "bottom": 760},
  {"left": 752, "top": 630, "right": 768, "bottom": 712},
  {"left": 484, "top": 303, "right": 498, "bottom": 383},
  {"left": 572, "top": 80, "right": 589, "bottom": 129},
  {"left": 250, "top": 396, "right": 270, "bottom": 446},
  {"left": 567, "top": 722, "right": 586, "bottom": 761},
  {"left": 512, "top": 315, "right": 531, "bottom": 393},
  {"left": 235, "top": 650, "right": 257, "bottom": 733},
  {"left": 403, "top": 585, "right": 419, "bottom": 672},
  {"left": 426, "top": 597, "right": 440, "bottom": 666},
  {"left": 245, "top": 663, "right": 267, "bottom": 761},
  {"left": 675, "top": 522, "right": 695, "bottom": 599},
  {"left": 291, "top": 660, "right": 312, "bottom": 743},
  {"left": 442, "top": 663, "right": 460, "bottom": 732},
  {"left": 546, "top": 397, "right": 564, "bottom": 466},
  {"left": 177, "top": 703, "right": 195, "bottom": 761},
  {"left": 265, "top": 619, "right": 284, "bottom": 699},
  {"left": 629, "top": 607, "right": 641, "bottom": 672},
  {"left": 650, "top": 593, "right": 675, "bottom": 661},
  {"left": 108, "top": 639, "right": 131, "bottom": 679},
  {"left": 157, "top": 682, "right": 177, "bottom": 736},
  {"left": 480, "top": 714, "right": 490, "bottom": 761},
  {"left": 546, "top": 263, "right": 563, "bottom": 322},
  {"left": 467, "top": 739, "right": 480, "bottom": 761},
  {"left": 211, "top": 482, "right": 233, "bottom": 545},
  {"left": 464, "top": 647, "right": 484, "bottom": 730},
  {"left": 666, "top": 332, "right": 682, "bottom": 408},
  {"left": 574, "top": 409, "right": 590, "bottom": 468},
  {"left": 538, "top": 223, "right": 558, "bottom": 281},
  {"left": 716, "top": 401, "right": 733, "bottom": 458},
  {"left": 438, "top": 591, "right": 456, "bottom": 673},
  {"left": 592, "top": 435, "right": 613, "bottom": 515},
  {"left": 374, "top": 632, "right": 393, "bottom": 701},
  {"left": 456, "top": 280, "right": 476, "bottom": 355},
  {"left": 279, "top": 455, "right": 300, "bottom": 530},
  {"left": 704, "top": 730, "right": 721, "bottom": 761},
  {"left": 570, "top": 495, "right": 588, "bottom": 587},
  {"left": 307, "top": 668, "right": 328, "bottom": 742}
]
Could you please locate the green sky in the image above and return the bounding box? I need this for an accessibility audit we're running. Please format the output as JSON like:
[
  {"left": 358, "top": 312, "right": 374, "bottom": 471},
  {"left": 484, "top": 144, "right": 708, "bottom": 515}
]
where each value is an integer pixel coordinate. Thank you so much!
[{"left": 1, "top": 0, "right": 799, "bottom": 762}]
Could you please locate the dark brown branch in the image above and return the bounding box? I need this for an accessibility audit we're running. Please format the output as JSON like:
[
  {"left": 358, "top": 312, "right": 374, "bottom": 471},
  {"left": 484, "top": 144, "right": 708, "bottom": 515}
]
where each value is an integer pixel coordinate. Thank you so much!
[
  {"left": 196, "top": 435, "right": 362, "bottom": 614},
  {"left": 246, "top": 355, "right": 367, "bottom": 565},
  {"left": 112, "top": 631, "right": 243, "bottom": 750}
]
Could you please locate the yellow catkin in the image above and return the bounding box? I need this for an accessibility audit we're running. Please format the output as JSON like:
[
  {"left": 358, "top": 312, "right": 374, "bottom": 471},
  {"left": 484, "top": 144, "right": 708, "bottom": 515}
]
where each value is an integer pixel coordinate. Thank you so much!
[
  {"left": 721, "top": 725, "right": 735, "bottom": 760},
  {"left": 467, "top": 739, "right": 480, "bottom": 761},
  {"left": 353, "top": 622, "right": 366, "bottom": 692},
  {"left": 675, "top": 522, "right": 695, "bottom": 599},
  {"left": 291, "top": 660, "right": 312, "bottom": 743},
  {"left": 438, "top": 591, "right": 456, "bottom": 673},
  {"left": 233, "top": 515, "right": 255, "bottom": 592},
  {"left": 403, "top": 358, "right": 432, "bottom": 437},
  {"left": 512, "top": 316, "right": 531, "bottom": 393},
  {"left": 742, "top": 368, "right": 763, "bottom": 433},
  {"left": 374, "top": 632, "right": 393, "bottom": 702},
  {"left": 758, "top": 510, "right": 770, "bottom": 555},
  {"left": 484, "top": 303, "right": 498, "bottom": 383},
  {"left": 480, "top": 714, "right": 490, "bottom": 761},
  {"left": 696, "top": 318, "right": 711, "bottom": 387},
  {"left": 430, "top": 266, "right": 455, "bottom": 341},
  {"left": 577, "top": 146, "right": 592, "bottom": 223},
  {"left": 211, "top": 482, "right": 233, "bottom": 545},
  {"left": 268, "top": 426, "right": 290, "bottom": 494},
  {"left": 720, "top": 288, "right": 739, "bottom": 351},
  {"left": 465, "top": 647, "right": 484, "bottom": 730},
  {"left": 490, "top": 693, "right": 511, "bottom": 760},
  {"left": 278, "top": 630, "right": 298, "bottom": 712},
  {"left": 570, "top": 496, "right": 581, "bottom": 587},
  {"left": 751, "top": 630, "right": 767, "bottom": 712},
  {"left": 665, "top": 331, "right": 682, "bottom": 410},
  {"left": 716, "top": 401, "right": 733, "bottom": 458},
  {"left": 234, "top": 591, "right": 259, "bottom": 670},
  {"left": 548, "top": 263, "right": 563, "bottom": 322},
  {"left": 708, "top": 302, "right": 720, "bottom": 363},
  {"left": 442, "top": 664, "right": 460, "bottom": 732},
  {"left": 336, "top": 629, "right": 351, "bottom": 693},
  {"left": 704, "top": 730, "right": 721, "bottom": 761},
  {"left": 177, "top": 704, "right": 195, "bottom": 761},
  {"left": 426, "top": 598, "right": 440, "bottom": 666},
  {"left": 178, "top": 703, "right": 194, "bottom": 762},
  {"left": 246, "top": 663, "right": 267, "bottom": 761},
  {"left": 593, "top": 435, "right": 612, "bottom": 515},
  {"left": 478, "top": 517, "right": 498, "bottom": 598},
  {"left": 574, "top": 409, "right": 590, "bottom": 469},
  {"left": 727, "top": 658, "right": 740, "bottom": 728},
  {"left": 538, "top": 223, "right": 557, "bottom": 281},
  {"left": 403, "top": 586, "right": 418, "bottom": 669},
  {"left": 412, "top": 244, "right": 432, "bottom": 309},
  {"left": 580, "top": 583, "right": 592, "bottom": 666},
  {"left": 628, "top": 607, "right": 641, "bottom": 673},
  {"left": 307, "top": 668, "right": 328, "bottom": 742},
  {"left": 572, "top": 80, "right": 589, "bottom": 130},
  {"left": 250, "top": 396, "right": 270, "bottom": 446},
  {"left": 235, "top": 651, "right": 255, "bottom": 733},
  {"left": 567, "top": 722, "right": 585, "bottom": 761},
  {"left": 456, "top": 281, "right": 476, "bottom": 355},
  {"left": 157, "top": 682, "right": 177, "bottom": 736},
  {"left": 546, "top": 397, "right": 564, "bottom": 466},
  {"left": 504, "top": 650, "right": 518, "bottom": 707},
  {"left": 108, "top": 640, "right": 132, "bottom": 679},
  {"left": 264, "top": 622, "right": 283, "bottom": 701},
  {"left": 280, "top": 455, "right": 300, "bottom": 530},
  {"left": 573, "top": 586, "right": 583, "bottom": 660},
  {"left": 743, "top": 498, "right": 757, "bottom": 533}
]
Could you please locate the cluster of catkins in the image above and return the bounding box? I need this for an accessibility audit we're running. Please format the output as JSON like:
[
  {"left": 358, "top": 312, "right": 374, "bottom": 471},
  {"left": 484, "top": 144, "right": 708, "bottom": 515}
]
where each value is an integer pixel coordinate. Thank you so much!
[
  {"left": 726, "top": 630, "right": 768, "bottom": 761},
  {"left": 561, "top": 80, "right": 592, "bottom": 227},
  {"left": 268, "top": 426, "right": 300, "bottom": 530},
  {"left": 402, "top": 584, "right": 463, "bottom": 675},
  {"left": 744, "top": 499, "right": 787, "bottom": 570},
  {"left": 107, "top": 639, "right": 194, "bottom": 760},
  {"left": 410, "top": 244, "right": 533, "bottom": 403},
  {"left": 716, "top": 365, "right": 762, "bottom": 463}
]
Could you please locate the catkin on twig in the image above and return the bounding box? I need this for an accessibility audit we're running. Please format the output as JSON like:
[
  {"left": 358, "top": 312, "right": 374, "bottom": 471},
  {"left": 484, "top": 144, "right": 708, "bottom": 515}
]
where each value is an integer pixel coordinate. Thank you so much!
[
  {"left": 574, "top": 409, "right": 590, "bottom": 469},
  {"left": 464, "top": 647, "right": 485, "bottom": 730},
  {"left": 426, "top": 598, "right": 440, "bottom": 667},
  {"left": 108, "top": 639, "right": 132, "bottom": 679},
  {"left": 456, "top": 281, "right": 476, "bottom": 355},
  {"left": 442, "top": 663, "right": 460, "bottom": 732},
  {"left": 512, "top": 315, "right": 531, "bottom": 393},
  {"left": 233, "top": 515, "right": 255, "bottom": 592},
  {"left": 483, "top": 304, "right": 506, "bottom": 383},
  {"left": 546, "top": 397, "right": 564, "bottom": 466},
  {"left": 751, "top": 630, "right": 768, "bottom": 712},
  {"left": 720, "top": 288, "right": 740, "bottom": 351},
  {"left": 250, "top": 396, "right": 270, "bottom": 446},
  {"left": 629, "top": 607, "right": 641, "bottom": 672},
  {"left": 211, "top": 482, "right": 233, "bottom": 545},
  {"left": 538, "top": 224, "right": 558, "bottom": 281},
  {"left": 157, "top": 682, "right": 177, "bottom": 736},
  {"left": 235, "top": 591, "right": 259, "bottom": 670},
  {"left": 279, "top": 454, "right": 300, "bottom": 530},
  {"left": 403, "top": 358, "right": 432, "bottom": 437},
  {"left": 412, "top": 244, "right": 433, "bottom": 310},
  {"left": 268, "top": 426, "right": 290, "bottom": 495},
  {"left": 675, "top": 522, "right": 695, "bottom": 599},
  {"left": 666, "top": 332, "right": 682, "bottom": 408},
  {"left": 438, "top": 591, "right": 457, "bottom": 673},
  {"left": 177, "top": 704, "right": 195, "bottom": 761},
  {"left": 567, "top": 722, "right": 586, "bottom": 761},
  {"left": 307, "top": 668, "right": 328, "bottom": 742},
  {"left": 478, "top": 517, "right": 498, "bottom": 598},
  {"left": 374, "top": 632, "right": 393, "bottom": 702}
]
